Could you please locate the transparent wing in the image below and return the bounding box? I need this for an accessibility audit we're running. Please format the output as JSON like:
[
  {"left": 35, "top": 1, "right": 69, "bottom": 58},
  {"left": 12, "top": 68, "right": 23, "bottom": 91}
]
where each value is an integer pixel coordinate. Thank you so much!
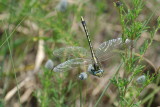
[
  {"left": 95, "top": 38, "right": 132, "bottom": 62},
  {"left": 53, "top": 58, "right": 92, "bottom": 72},
  {"left": 53, "top": 46, "right": 91, "bottom": 59}
]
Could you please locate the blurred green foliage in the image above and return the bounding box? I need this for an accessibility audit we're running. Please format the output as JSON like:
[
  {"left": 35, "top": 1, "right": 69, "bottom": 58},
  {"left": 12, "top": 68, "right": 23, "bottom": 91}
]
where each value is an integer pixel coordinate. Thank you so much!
[{"left": 0, "top": 0, "right": 160, "bottom": 107}]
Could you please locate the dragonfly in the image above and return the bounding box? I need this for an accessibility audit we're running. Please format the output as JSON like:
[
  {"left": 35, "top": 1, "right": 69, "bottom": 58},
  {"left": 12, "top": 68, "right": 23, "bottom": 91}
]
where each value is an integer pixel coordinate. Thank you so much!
[{"left": 52, "top": 16, "right": 132, "bottom": 78}]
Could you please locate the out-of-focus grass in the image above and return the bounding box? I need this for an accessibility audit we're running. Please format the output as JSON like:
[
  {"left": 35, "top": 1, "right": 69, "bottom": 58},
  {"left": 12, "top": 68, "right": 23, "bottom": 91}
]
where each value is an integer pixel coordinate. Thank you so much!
[{"left": 0, "top": 0, "right": 160, "bottom": 107}]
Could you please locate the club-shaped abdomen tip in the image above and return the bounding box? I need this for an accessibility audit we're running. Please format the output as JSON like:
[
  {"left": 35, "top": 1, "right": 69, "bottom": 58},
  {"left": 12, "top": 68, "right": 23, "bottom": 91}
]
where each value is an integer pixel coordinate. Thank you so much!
[
  {"left": 79, "top": 72, "right": 88, "bottom": 80},
  {"left": 136, "top": 75, "right": 146, "bottom": 84},
  {"left": 81, "top": 16, "right": 84, "bottom": 21},
  {"left": 45, "top": 59, "right": 54, "bottom": 70}
]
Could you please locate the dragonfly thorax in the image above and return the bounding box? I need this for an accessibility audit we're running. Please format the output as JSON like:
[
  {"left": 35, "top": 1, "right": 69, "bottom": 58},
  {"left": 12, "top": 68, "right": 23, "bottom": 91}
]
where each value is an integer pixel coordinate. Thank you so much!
[
  {"left": 93, "top": 63, "right": 100, "bottom": 70},
  {"left": 88, "top": 64, "right": 104, "bottom": 77}
]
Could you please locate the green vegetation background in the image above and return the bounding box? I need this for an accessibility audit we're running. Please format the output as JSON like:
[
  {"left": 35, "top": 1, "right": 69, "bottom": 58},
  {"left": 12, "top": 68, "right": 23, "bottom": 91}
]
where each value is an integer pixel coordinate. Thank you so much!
[{"left": 0, "top": 0, "right": 160, "bottom": 107}]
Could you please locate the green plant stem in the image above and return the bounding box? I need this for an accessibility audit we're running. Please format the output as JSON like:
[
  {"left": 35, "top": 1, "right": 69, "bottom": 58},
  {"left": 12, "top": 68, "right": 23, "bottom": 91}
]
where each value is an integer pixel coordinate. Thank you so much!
[
  {"left": 94, "top": 62, "right": 123, "bottom": 107},
  {"left": 141, "top": 87, "right": 160, "bottom": 104},
  {"left": 4, "top": 24, "right": 21, "bottom": 106},
  {"left": 0, "top": 17, "right": 25, "bottom": 49},
  {"left": 147, "top": 68, "right": 160, "bottom": 107},
  {"left": 79, "top": 80, "right": 83, "bottom": 107}
]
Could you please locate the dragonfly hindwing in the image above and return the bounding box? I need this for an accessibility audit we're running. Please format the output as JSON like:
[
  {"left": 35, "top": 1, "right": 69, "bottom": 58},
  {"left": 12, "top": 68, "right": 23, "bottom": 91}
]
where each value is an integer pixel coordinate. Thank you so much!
[{"left": 53, "top": 58, "right": 91, "bottom": 72}]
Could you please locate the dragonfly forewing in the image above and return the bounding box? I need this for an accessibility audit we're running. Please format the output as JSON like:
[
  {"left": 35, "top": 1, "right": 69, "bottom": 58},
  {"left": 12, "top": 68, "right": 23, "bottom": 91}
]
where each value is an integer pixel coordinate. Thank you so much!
[
  {"left": 53, "top": 58, "right": 92, "bottom": 72},
  {"left": 95, "top": 38, "right": 133, "bottom": 62},
  {"left": 53, "top": 46, "right": 91, "bottom": 59}
]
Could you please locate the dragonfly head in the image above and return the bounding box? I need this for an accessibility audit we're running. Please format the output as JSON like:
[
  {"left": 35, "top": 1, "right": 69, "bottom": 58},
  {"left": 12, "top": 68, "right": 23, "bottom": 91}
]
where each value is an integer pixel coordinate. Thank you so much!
[
  {"left": 88, "top": 64, "right": 104, "bottom": 77},
  {"left": 93, "top": 69, "right": 104, "bottom": 77}
]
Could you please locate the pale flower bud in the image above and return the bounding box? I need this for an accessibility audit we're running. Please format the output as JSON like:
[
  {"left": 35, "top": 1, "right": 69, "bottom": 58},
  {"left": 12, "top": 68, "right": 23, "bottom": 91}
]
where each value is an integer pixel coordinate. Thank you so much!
[
  {"left": 136, "top": 75, "right": 146, "bottom": 84},
  {"left": 56, "top": 0, "right": 68, "bottom": 12},
  {"left": 79, "top": 72, "right": 88, "bottom": 80},
  {"left": 45, "top": 59, "right": 54, "bottom": 70}
]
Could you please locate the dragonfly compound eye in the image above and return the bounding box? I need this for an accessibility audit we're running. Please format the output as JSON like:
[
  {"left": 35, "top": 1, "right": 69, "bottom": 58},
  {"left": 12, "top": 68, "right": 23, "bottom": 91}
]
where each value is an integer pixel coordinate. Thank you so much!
[
  {"left": 94, "top": 69, "right": 104, "bottom": 77},
  {"left": 87, "top": 64, "right": 95, "bottom": 74},
  {"left": 87, "top": 64, "right": 104, "bottom": 77}
]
